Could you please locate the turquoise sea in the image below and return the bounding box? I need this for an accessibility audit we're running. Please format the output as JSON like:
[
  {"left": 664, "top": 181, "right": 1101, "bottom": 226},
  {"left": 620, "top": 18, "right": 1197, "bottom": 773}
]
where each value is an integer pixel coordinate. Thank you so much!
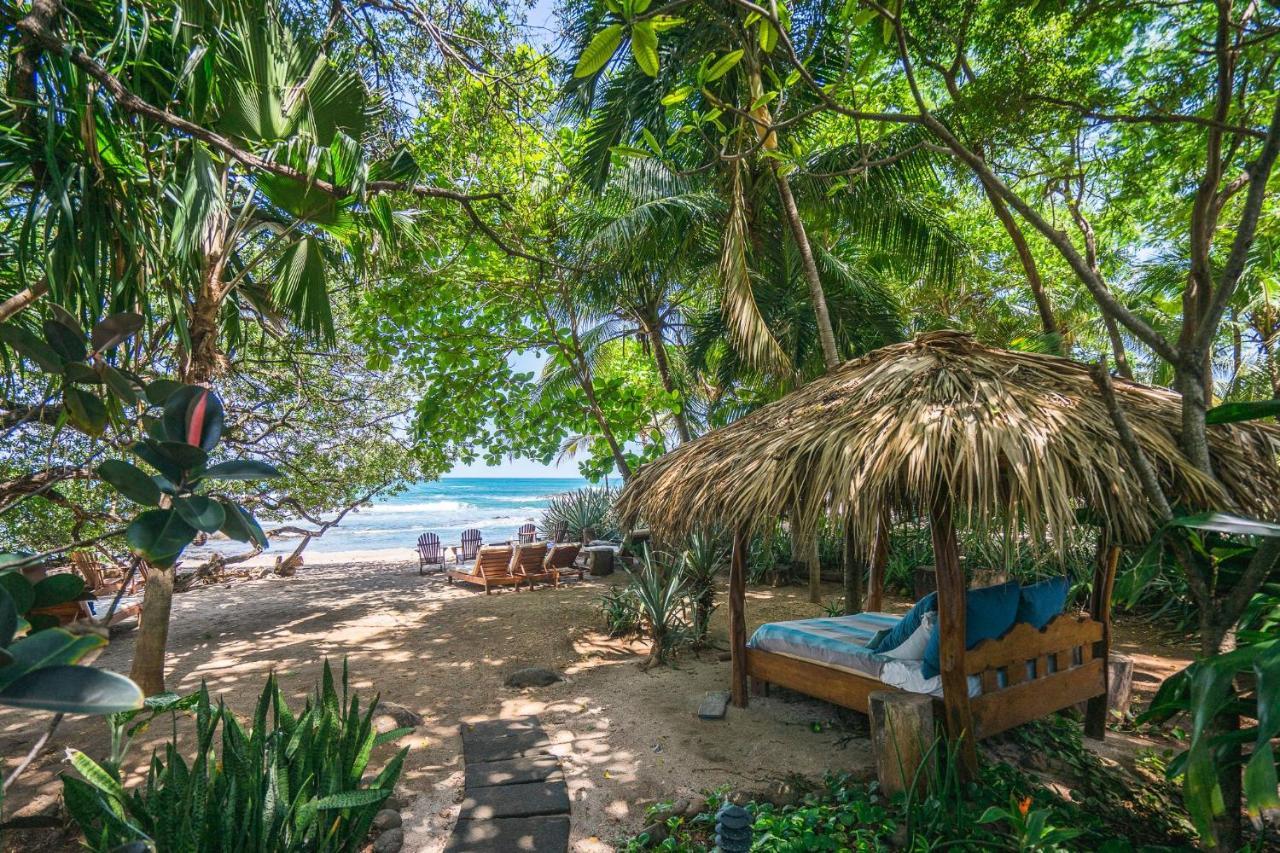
[{"left": 192, "top": 477, "right": 591, "bottom": 563}]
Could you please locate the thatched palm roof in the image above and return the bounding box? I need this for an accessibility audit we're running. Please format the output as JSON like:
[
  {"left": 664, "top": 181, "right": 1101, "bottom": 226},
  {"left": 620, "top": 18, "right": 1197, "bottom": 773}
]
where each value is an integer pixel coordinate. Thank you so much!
[{"left": 617, "top": 331, "right": 1280, "bottom": 552}]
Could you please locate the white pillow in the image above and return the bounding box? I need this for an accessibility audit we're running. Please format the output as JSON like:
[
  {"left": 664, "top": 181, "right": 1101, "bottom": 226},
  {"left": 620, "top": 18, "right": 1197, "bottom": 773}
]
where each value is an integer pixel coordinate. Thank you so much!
[{"left": 879, "top": 610, "right": 936, "bottom": 661}]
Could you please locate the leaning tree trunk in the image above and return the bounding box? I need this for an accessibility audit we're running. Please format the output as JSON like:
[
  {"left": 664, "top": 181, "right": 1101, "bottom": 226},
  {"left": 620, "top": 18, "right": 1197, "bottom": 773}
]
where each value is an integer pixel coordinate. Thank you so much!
[
  {"left": 643, "top": 314, "right": 693, "bottom": 444},
  {"left": 747, "top": 65, "right": 840, "bottom": 372},
  {"left": 129, "top": 563, "right": 173, "bottom": 696}
]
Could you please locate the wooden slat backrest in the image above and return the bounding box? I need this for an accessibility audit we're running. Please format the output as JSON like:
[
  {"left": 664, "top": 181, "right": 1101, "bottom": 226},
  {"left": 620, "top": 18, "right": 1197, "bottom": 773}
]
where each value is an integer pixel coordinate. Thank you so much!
[
  {"left": 512, "top": 543, "right": 548, "bottom": 574},
  {"left": 460, "top": 529, "right": 483, "bottom": 561},
  {"left": 545, "top": 544, "right": 580, "bottom": 570},
  {"left": 70, "top": 551, "right": 104, "bottom": 587},
  {"left": 417, "top": 533, "right": 441, "bottom": 559},
  {"left": 516, "top": 523, "right": 537, "bottom": 543},
  {"left": 474, "top": 546, "right": 513, "bottom": 578}
]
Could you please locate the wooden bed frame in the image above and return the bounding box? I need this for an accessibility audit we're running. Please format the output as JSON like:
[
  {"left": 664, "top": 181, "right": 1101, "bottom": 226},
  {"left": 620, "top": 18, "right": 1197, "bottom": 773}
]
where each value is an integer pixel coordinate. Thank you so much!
[{"left": 746, "top": 612, "right": 1105, "bottom": 740}]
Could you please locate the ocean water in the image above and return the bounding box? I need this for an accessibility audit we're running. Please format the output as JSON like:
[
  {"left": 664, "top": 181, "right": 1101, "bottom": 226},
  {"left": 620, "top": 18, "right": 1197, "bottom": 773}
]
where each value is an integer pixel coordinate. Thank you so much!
[{"left": 191, "top": 477, "right": 589, "bottom": 564}]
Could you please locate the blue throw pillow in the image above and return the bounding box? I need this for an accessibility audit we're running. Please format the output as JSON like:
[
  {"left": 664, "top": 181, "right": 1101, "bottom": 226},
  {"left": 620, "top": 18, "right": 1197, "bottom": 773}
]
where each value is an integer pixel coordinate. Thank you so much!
[
  {"left": 870, "top": 592, "right": 937, "bottom": 653},
  {"left": 1017, "top": 576, "right": 1070, "bottom": 630},
  {"left": 921, "top": 581, "right": 1020, "bottom": 678}
]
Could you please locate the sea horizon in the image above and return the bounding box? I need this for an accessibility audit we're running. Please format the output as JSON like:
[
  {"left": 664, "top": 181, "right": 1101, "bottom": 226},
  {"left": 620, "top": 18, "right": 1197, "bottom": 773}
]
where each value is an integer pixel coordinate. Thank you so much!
[{"left": 186, "top": 476, "right": 592, "bottom": 566}]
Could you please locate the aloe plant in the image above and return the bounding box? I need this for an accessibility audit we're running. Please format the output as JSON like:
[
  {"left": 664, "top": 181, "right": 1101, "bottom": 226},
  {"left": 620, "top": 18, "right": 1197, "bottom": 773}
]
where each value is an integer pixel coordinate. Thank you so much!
[
  {"left": 540, "top": 487, "right": 619, "bottom": 543},
  {"left": 63, "top": 660, "right": 409, "bottom": 852}
]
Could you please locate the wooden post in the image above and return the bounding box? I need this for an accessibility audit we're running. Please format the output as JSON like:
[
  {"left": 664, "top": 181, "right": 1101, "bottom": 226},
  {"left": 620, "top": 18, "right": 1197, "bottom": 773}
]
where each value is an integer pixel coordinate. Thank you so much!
[
  {"left": 1085, "top": 543, "right": 1120, "bottom": 739},
  {"left": 729, "top": 526, "right": 749, "bottom": 708},
  {"left": 843, "top": 517, "right": 862, "bottom": 615},
  {"left": 929, "top": 491, "right": 978, "bottom": 778},
  {"left": 869, "top": 691, "right": 936, "bottom": 797},
  {"left": 866, "top": 509, "right": 889, "bottom": 612}
]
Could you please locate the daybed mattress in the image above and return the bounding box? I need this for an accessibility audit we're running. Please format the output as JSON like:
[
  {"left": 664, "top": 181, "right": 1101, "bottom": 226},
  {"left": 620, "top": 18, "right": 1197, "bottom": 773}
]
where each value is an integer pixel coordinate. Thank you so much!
[{"left": 746, "top": 612, "right": 901, "bottom": 678}]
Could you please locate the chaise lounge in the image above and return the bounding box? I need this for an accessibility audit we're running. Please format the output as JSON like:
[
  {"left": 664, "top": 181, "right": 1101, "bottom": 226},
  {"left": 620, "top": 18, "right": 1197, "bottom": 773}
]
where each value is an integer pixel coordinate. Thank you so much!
[{"left": 447, "top": 544, "right": 521, "bottom": 594}]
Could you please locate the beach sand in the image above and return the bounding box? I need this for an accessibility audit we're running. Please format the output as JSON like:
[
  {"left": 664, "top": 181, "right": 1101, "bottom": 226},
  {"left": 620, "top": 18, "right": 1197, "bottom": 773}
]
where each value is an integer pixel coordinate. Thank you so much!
[
  {"left": 1, "top": 557, "right": 1194, "bottom": 851},
  {"left": 0, "top": 558, "right": 884, "bottom": 851}
]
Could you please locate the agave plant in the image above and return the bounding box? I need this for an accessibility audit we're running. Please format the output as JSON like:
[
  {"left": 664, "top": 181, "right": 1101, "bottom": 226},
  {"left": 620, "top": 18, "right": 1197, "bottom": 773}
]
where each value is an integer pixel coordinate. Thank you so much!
[
  {"left": 628, "top": 548, "right": 690, "bottom": 668},
  {"left": 540, "top": 487, "right": 619, "bottom": 542},
  {"left": 680, "top": 529, "right": 728, "bottom": 644},
  {"left": 63, "top": 660, "right": 409, "bottom": 852}
]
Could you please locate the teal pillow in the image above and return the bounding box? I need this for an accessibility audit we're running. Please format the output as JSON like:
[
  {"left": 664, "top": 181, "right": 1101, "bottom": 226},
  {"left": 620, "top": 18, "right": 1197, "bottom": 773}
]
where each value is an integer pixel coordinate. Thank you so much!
[
  {"left": 870, "top": 592, "right": 937, "bottom": 653},
  {"left": 921, "top": 581, "right": 1020, "bottom": 679},
  {"left": 1017, "top": 576, "right": 1070, "bottom": 629}
]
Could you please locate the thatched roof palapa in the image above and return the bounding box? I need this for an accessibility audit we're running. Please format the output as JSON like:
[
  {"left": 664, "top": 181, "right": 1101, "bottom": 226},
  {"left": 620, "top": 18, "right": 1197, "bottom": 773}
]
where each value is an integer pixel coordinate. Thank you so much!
[{"left": 616, "top": 331, "right": 1280, "bottom": 552}]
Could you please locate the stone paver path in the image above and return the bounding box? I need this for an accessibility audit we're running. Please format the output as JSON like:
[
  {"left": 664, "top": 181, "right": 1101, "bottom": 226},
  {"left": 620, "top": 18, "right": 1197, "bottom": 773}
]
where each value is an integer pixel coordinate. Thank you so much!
[{"left": 445, "top": 717, "right": 570, "bottom": 852}]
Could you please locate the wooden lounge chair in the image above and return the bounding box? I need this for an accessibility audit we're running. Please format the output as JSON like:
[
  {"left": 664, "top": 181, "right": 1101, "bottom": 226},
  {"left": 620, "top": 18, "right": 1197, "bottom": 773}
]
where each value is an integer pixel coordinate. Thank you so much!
[
  {"left": 417, "top": 533, "right": 444, "bottom": 575},
  {"left": 510, "top": 542, "right": 551, "bottom": 588},
  {"left": 456, "top": 528, "right": 483, "bottom": 564},
  {"left": 70, "top": 551, "right": 126, "bottom": 596},
  {"left": 447, "top": 544, "right": 520, "bottom": 594},
  {"left": 515, "top": 523, "right": 537, "bottom": 544},
  {"left": 544, "top": 543, "right": 583, "bottom": 585}
]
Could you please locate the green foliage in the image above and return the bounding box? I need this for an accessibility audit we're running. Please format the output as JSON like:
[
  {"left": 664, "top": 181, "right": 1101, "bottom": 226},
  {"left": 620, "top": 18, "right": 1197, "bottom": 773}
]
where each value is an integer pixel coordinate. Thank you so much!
[
  {"left": 627, "top": 548, "right": 691, "bottom": 668},
  {"left": 63, "top": 660, "right": 408, "bottom": 852},
  {"left": 624, "top": 717, "right": 1196, "bottom": 851},
  {"left": 0, "top": 575, "right": 141, "bottom": 715},
  {"left": 597, "top": 585, "right": 643, "bottom": 637},
  {"left": 541, "top": 487, "right": 620, "bottom": 542},
  {"left": 680, "top": 530, "right": 727, "bottom": 643}
]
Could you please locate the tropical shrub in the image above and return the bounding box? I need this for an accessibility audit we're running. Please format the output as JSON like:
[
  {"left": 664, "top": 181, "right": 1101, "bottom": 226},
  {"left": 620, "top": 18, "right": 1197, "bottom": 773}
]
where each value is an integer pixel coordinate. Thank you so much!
[
  {"left": 680, "top": 530, "right": 727, "bottom": 644},
  {"left": 628, "top": 548, "right": 690, "bottom": 668},
  {"left": 541, "top": 487, "right": 619, "bottom": 542},
  {"left": 63, "top": 660, "right": 408, "bottom": 852},
  {"left": 598, "top": 585, "right": 643, "bottom": 637}
]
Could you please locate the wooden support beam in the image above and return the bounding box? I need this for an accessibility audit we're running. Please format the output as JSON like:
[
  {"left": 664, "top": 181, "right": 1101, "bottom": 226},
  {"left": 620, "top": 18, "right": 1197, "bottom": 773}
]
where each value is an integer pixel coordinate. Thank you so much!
[
  {"left": 729, "top": 526, "right": 749, "bottom": 708},
  {"left": 870, "top": 691, "right": 936, "bottom": 797},
  {"left": 843, "top": 517, "right": 863, "bottom": 615},
  {"left": 1085, "top": 543, "right": 1120, "bottom": 739},
  {"left": 929, "top": 491, "right": 978, "bottom": 778},
  {"left": 866, "top": 509, "right": 889, "bottom": 611}
]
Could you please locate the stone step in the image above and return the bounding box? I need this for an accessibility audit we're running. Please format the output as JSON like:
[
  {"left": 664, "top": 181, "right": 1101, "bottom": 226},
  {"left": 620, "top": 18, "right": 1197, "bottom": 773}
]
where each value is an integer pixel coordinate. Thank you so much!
[
  {"left": 465, "top": 755, "right": 563, "bottom": 789},
  {"left": 444, "top": 815, "right": 570, "bottom": 853},
  {"left": 462, "top": 728, "right": 554, "bottom": 764},
  {"left": 458, "top": 778, "right": 570, "bottom": 821}
]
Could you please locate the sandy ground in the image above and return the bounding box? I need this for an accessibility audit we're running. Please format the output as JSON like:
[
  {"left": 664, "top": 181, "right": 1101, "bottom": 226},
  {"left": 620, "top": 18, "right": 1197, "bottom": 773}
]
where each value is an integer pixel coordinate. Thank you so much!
[{"left": 0, "top": 560, "right": 1191, "bottom": 852}]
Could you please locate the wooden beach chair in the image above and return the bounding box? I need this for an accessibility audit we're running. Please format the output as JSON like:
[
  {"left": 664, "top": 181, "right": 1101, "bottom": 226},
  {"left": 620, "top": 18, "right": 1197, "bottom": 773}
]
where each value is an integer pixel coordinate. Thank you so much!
[
  {"left": 516, "top": 523, "right": 537, "bottom": 544},
  {"left": 70, "top": 551, "right": 125, "bottom": 596},
  {"left": 447, "top": 544, "right": 520, "bottom": 594},
  {"left": 510, "top": 542, "right": 551, "bottom": 588},
  {"left": 544, "top": 543, "right": 583, "bottom": 585},
  {"left": 417, "top": 533, "right": 444, "bottom": 575},
  {"left": 456, "top": 528, "right": 483, "bottom": 564}
]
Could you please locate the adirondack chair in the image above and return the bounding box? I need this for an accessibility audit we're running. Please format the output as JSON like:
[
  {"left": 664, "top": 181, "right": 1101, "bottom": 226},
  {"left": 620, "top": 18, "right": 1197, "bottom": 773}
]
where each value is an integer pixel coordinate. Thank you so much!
[
  {"left": 510, "top": 542, "right": 551, "bottom": 588},
  {"left": 456, "top": 528, "right": 483, "bottom": 564},
  {"left": 70, "top": 551, "right": 124, "bottom": 596},
  {"left": 417, "top": 533, "right": 445, "bottom": 575},
  {"left": 550, "top": 522, "right": 569, "bottom": 543},
  {"left": 447, "top": 544, "right": 520, "bottom": 594},
  {"left": 516, "top": 522, "right": 537, "bottom": 544},
  {"left": 544, "top": 543, "right": 584, "bottom": 585}
]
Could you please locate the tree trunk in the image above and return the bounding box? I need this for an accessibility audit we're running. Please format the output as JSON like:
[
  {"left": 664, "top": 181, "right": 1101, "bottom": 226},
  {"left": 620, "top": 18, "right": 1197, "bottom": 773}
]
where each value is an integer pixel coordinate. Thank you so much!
[
  {"left": 643, "top": 314, "right": 692, "bottom": 443},
  {"left": 843, "top": 520, "right": 862, "bottom": 615},
  {"left": 982, "top": 185, "right": 1058, "bottom": 337},
  {"left": 774, "top": 170, "right": 840, "bottom": 371},
  {"left": 746, "top": 65, "right": 840, "bottom": 372},
  {"left": 129, "top": 564, "right": 173, "bottom": 696}
]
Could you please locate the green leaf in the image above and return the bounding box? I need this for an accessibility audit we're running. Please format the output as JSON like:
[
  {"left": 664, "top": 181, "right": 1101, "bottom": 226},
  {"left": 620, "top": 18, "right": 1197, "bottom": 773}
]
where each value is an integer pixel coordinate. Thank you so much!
[
  {"left": 312, "top": 789, "right": 387, "bottom": 809},
  {"left": 1168, "top": 512, "right": 1280, "bottom": 539},
  {"left": 650, "top": 14, "right": 684, "bottom": 32},
  {"left": 0, "top": 665, "right": 143, "bottom": 714},
  {"left": 0, "top": 324, "right": 65, "bottom": 372},
  {"left": 0, "top": 571, "right": 35, "bottom": 614},
  {"left": 67, "top": 749, "right": 126, "bottom": 802},
  {"left": 1205, "top": 399, "right": 1280, "bottom": 425},
  {"left": 32, "top": 573, "right": 85, "bottom": 608},
  {"left": 758, "top": 19, "right": 778, "bottom": 53},
  {"left": 63, "top": 387, "right": 108, "bottom": 436},
  {"left": 97, "top": 460, "right": 162, "bottom": 506},
  {"left": 99, "top": 365, "right": 139, "bottom": 405},
  {"left": 89, "top": 313, "right": 144, "bottom": 355},
  {"left": 126, "top": 510, "right": 197, "bottom": 563},
  {"left": 661, "top": 86, "right": 693, "bottom": 106},
  {"left": 704, "top": 49, "right": 743, "bottom": 82},
  {"left": 63, "top": 363, "right": 102, "bottom": 385},
  {"left": 131, "top": 440, "right": 185, "bottom": 484},
  {"left": 43, "top": 317, "right": 87, "bottom": 362},
  {"left": 201, "top": 460, "right": 282, "bottom": 481},
  {"left": 0, "top": 628, "right": 106, "bottom": 687},
  {"left": 174, "top": 496, "right": 226, "bottom": 534},
  {"left": 575, "top": 24, "right": 623, "bottom": 78},
  {"left": 372, "top": 727, "right": 413, "bottom": 747},
  {"left": 631, "top": 21, "right": 658, "bottom": 77},
  {"left": 144, "top": 379, "right": 185, "bottom": 407},
  {"left": 219, "top": 501, "right": 269, "bottom": 549},
  {"left": 156, "top": 441, "right": 209, "bottom": 471}
]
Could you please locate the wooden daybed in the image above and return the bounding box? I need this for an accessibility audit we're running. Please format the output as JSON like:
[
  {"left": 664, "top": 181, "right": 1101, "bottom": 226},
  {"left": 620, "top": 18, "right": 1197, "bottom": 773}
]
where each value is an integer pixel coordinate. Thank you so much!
[{"left": 746, "top": 612, "right": 1105, "bottom": 740}]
